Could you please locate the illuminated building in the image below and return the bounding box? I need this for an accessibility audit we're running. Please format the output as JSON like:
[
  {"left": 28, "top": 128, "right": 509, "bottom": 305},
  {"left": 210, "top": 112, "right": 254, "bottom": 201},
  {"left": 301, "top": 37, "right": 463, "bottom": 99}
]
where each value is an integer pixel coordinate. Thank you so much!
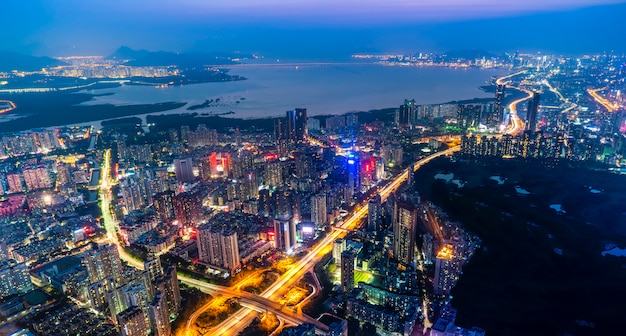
[
  {"left": 83, "top": 244, "right": 124, "bottom": 284},
  {"left": 340, "top": 250, "right": 356, "bottom": 292},
  {"left": 457, "top": 104, "right": 483, "bottom": 129},
  {"left": 422, "top": 233, "right": 434, "bottom": 264},
  {"left": 6, "top": 174, "right": 24, "bottom": 194},
  {"left": 172, "top": 190, "right": 203, "bottom": 227},
  {"left": 148, "top": 291, "right": 171, "bottom": 336},
  {"left": 209, "top": 152, "right": 231, "bottom": 178},
  {"left": 346, "top": 155, "right": 360, "bottom": 196},
  {"left": 116, "top": 136, "right": 128, "bottom": 161},
  {"left": 143, "top": 258, "right": 162, "bottom": 283},
  {"left": 22, "top": 168, "right": 51, "bottom": 191},
  {"left": 153, "top": 190, "right": 175, "bottom": 223},
  {"left": 311, "top": 193, "right": 327, "bottom": 227},
  {"left": 273, "top": 216, "right": 296, "bottom": 253},
  {"left": 265, "top": 161, "right": 283, "bottom": 187},
  {"left": 121, "top": 180, "right": 144, "bottom": 212},
  {"left": 395, "top": 99, "right": 416, "bottom": 129},
  {"left": 0, "top": 260, "right": 33, "bottom": 298},
  {"left": 493, "top": 84, "right": 506, "bottom": 127},
  {"left": 197, "top": 224, "right": 241, "bottom": 274},
  {"left": 173, "top": 158, "right": 194, "bottom": 183},
  {"left": 393, "top": 200, "right": 417, "bottom": 265},
  {"left": 367, "top": 195, "right": 382, "bottom": 232},
  {"left": 294, "top": 151, "right": 313, "bottom": 178},
  {"left": 526, "top": 91, "right": 540, "bottom": 135},
  {"left": 332, "top": 239, "right": 346, "bottom": 263},
  {"left": 153, "top": 265, "right": 181, "bottom": 316},
  {"left": 434, "top": 244, "right": 461, "bottom": 295},
  {"left": 286, "top": 108, "right": 308, "bottom": 142},
  {"left": 117, "top": 305, "right": 149, "bottom": 336}
]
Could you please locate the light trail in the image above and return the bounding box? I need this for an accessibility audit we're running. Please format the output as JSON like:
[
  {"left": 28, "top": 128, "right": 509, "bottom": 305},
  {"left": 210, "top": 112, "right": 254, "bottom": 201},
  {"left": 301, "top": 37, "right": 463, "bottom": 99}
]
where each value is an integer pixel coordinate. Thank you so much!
[
  {"left": 588, "top": 87, "right": 618, "bottom": 112},
  {"left": 100, "top": 147, "right": 460, "bottom": 335}
]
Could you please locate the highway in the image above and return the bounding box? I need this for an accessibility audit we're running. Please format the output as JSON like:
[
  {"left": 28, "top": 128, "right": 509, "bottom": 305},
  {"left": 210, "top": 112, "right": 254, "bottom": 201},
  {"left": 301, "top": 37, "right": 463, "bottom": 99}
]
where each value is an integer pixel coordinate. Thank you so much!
[
  {"left": 100, "top": 146, "right": 460, "bottom": 335},
  {"left": 203, "top": 146, "right": 461, "bottom": 336},
  {"left": 588, "top": 87, "right": 618, "bottom": 112},
  {"left": 494, "top": 71, "right": 530, "bottom": 136}
]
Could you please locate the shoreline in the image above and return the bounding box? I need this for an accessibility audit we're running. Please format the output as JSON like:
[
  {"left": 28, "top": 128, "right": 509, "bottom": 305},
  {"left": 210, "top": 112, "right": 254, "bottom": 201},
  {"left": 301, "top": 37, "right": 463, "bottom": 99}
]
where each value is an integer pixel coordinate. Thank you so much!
[{"left": 0, "top": 65, "right": 510, "bottom": 133}]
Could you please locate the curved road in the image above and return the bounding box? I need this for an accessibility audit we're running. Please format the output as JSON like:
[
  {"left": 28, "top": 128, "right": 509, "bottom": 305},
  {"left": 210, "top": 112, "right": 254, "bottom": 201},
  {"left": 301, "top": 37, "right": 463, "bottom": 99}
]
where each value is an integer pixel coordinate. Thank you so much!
[{"left": 101, "top": 146, "right": 462, "bottom": 335}]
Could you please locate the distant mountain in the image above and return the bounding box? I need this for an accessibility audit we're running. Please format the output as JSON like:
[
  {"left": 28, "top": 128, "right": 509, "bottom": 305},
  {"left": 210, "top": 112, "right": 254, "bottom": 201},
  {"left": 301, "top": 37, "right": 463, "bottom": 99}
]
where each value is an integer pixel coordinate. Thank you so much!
[
  {"left": 107, "top": 46, "right": 251, "bottom": 67},
  {"left": 0, "top": 52, "right": 66, "bottom": 72},
  {"left": 442, "top": 49, "right": 499, "bottom": 61}
]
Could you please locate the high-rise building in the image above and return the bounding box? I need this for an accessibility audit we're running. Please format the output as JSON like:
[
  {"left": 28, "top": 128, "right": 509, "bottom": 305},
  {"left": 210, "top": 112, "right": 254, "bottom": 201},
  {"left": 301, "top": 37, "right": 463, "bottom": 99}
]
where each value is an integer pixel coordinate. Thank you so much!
[
  {"left": 393, "top": 201, "right": 417, "bottom": 265},
  {"left": 332, "top": 239, "right": 346, "bottom": 263},
  {"left": 172, "top": 190, "right": 203, "bottom": 227},
  {"left": 143, "top": 258, "right": 162, "bottom": 284},
  {"left": 265, "top": 161, "right": 283, "bottom": 187},
  {"left": 457, "top": 104, "right": 483, "bottom": 129},
  {"left": 83, "top": 244, "right": 124, "bottom": 285},
  {"left": 340, "top": 250, "right": 356, "bottom": 292},
  {"left": 367, "top": 195, "right": 382, "bottom": 232},
  {"left": 116, "top": 136, "right": 128, "bottom": 162},
  {"left": 153, "top": 190, "right": 175, "bottom": 223},
  {"left": 197, "top": 225, "right": 241, "bottom": 274},
  {"left": 396, "top": 99, "right": 416, "bottom": 129},
  {"left": 310, "top": 194, "right": 327, "bottom": 227},
  {"left": 526, "top": 92, "right": 541, "bottom": 135},
  {"left": 117, "top": 305, "right": 150, "bottom": 336},
  {"left": 148, "top": 291, "right": 171, "bottom": 336},
  {"left": 434, "top": 244, "right": 461, "bottom": 295},
  {"left": 154, "top": 265, "right": 181, "bottom": 316},
  {"left": 422, "top": 233, "right": 434, "bottom": 264},
  {"left": 209, "top": 152, "right": 231, "bottom": 178},
  {"left": 286, "top": 108, "right": 308, "bottom": 142},
  {"left": 273, "top": 216, "right": 296, "bottom": 253},
  {"left": 493, "top": 84, "right": 506, "bottom": 128},
  {"left": 0, "top": 260, "right": 33, "bottom": 298},
  {"left": 173, "top": 158, "right": 194, "bottom": 183},
  {"left": 347, "top": 155, "right": 360, "bottom": 195}
]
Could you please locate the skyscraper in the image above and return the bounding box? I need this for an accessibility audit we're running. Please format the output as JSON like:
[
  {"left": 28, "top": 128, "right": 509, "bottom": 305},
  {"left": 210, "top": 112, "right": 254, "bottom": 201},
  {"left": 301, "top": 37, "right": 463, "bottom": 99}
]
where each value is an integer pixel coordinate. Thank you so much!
[
  {"left": 172, "top": 190, "right": 203, "bottom": 227},
  {"left": 393, "top": 200, "right": 417, "bottom": 265},
  {"left": 273, "top": 216, "right": 296, "bottom": 253},
  {"left": 148, "top": 291, "right": 171, "bottom": 336},
  {"left": 83, "top": 244, "right": 124, "bottom": 285},
  {"left": 347, "top": 155, "right": 360, "bottom": 195},
  {"left": 493, "top": 84, "right": 506, "bottom": 128},
  {"left": 311, "top": 194, "right": 327, "bottom": 227},
  {"left": 173, "top": 158, "right": 194, "bottom": 183},
  {"left": 341, "top": 250, "right": 356, "bottom": 292},
  {"left": 396, "top": 99, "right": 416, "bottom": 129},
  {"left": 153, "top": 190, "right": 175, "bottom": 223},
  {"left": 332, "top": 239, "right": 346, "bottom": 263},
  {"left": 434, "top": 244, "right": 461, "bottom": 295},
  {"left": 526, "top": 92, "right": 541, "bottom": 135},
  {"left": 286, "top": 108, "right": 308, "bottom": 142},
  {"left": 197, "top": 225, "right": 241, "bottom": 274},
  {"left": 367, "top": 195, "right": 382, "bottom": 232},
  {"left": 154, "top": 265, "right": 181, "bottom": 316}
]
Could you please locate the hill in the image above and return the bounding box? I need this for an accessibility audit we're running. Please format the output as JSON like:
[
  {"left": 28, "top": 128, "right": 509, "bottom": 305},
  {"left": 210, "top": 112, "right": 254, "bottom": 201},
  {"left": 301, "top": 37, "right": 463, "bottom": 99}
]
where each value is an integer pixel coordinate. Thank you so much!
[
  {"left": 107, "top": 46, "right": 250, "bottom": 67},
  {"left": 0, "top": 52, "right": 66, "bottom": 72}
]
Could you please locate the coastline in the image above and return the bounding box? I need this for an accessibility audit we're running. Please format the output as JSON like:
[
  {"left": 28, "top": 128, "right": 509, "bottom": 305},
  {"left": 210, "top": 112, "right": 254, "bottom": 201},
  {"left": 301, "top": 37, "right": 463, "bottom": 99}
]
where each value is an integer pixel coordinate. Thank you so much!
[{"left": 0, "top": 64, "right": 508, "bottom": 133}]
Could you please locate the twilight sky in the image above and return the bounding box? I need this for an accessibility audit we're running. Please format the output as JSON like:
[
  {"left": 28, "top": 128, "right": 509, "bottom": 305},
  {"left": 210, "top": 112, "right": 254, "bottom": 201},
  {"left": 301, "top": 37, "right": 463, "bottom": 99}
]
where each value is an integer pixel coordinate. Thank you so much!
[{"left": 3, "top": 0, "right": 626, "bottom": 57}]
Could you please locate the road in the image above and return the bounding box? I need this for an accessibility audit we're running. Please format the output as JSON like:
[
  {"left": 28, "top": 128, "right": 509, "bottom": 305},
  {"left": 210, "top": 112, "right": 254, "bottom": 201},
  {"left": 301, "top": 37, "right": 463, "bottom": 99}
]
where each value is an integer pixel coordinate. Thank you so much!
[
  {"left": 494, "top": 71, "right": 530, "bottom": 136},
  {"left": 588, "top": 87, "right": 618, "bottom": 112},
  {"left": 0, "top": 99, "right": 16, "bottom": 114},
  {"left": 205, "top": 146, "right": 461, "bottom": 336},
  {"left": 100, "top": 146, "right": 460, "bottom": 335}
]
